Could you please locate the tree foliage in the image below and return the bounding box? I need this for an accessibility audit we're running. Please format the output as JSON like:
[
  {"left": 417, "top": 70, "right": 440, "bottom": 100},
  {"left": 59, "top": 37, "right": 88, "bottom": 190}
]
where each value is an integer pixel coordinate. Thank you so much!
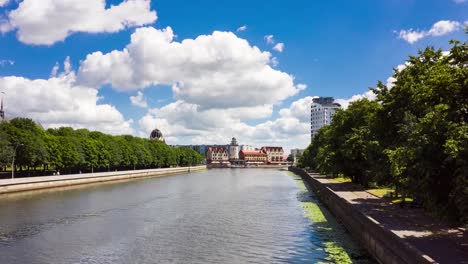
[
  {"left": 0, "top": 120, "right": 203, "bottom": 175},
  {"left": 301, "top": 39, "right": 468, "bottom": 223}
]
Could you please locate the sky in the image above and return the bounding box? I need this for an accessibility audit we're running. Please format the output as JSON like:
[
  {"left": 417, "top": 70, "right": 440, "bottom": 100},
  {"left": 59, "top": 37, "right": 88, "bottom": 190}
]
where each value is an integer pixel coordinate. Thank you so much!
[{"left": 0, "top": 0, "right": 466, "bottom": 152}]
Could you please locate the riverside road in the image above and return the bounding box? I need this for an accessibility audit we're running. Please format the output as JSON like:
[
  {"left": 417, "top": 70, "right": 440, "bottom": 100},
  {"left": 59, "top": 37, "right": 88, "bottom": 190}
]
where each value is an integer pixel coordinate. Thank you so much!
[{"left": 0, "top": 168, "right": 371, "bottom": 263}]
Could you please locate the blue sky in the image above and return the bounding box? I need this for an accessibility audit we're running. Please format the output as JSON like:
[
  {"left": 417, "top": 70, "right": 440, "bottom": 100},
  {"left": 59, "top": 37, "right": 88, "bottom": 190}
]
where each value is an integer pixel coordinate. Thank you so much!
[{"left": 0, "top": 0, "right": 466, "bottom": 150}]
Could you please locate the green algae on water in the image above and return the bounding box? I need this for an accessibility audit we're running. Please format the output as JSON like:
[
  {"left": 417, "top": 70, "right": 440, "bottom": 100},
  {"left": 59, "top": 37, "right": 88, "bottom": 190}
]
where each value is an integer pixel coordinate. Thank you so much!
[{"left": 289, "top": 172, "right": 364, "bottom": 264}]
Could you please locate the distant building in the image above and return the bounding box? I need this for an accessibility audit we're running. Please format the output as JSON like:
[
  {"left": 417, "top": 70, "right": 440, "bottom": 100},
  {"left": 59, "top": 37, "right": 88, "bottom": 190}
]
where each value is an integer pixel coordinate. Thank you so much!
[
  {"left": 311, "top": 97, "right": 341, "bottom": 139},
  {"left": 207, "top": 147, "right": 229, "bottom": 164},
  {"left": 239, "top": 150, "right": 267, "bottom": 164},
  {"left": 150, "top": 128, "right": 165, "bottom": 142},
  {"left": 290, "top": 149, "right": 305, "bottom": 164},
  {"left": 229, "top": 137, "right": 240, "bottom": 160},
  {"left": 240, "top": 145, "right": 254, "bottom": 151},
  {"left": 261, "top": 146, "right": 284, "bottom": 163},
  {"left": 290, "top": 149, "right": 304, "bottom": 156}
]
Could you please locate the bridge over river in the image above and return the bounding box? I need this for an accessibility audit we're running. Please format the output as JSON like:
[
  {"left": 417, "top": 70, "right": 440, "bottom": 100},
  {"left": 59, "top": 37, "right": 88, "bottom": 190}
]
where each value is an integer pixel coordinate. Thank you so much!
[{"left": 0, "top": 168, "right": 372, "bottom": 263}]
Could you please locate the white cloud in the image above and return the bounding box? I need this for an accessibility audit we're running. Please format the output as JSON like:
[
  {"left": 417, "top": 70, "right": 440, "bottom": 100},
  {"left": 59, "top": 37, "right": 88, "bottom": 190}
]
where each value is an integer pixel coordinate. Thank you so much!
[
  {"left": 130, "top": 91, "right": 148, "bottom": 108},
  {"left": 0, "top": 0, "right": 10, "bottom": 7},
  {"left": 453, "top": 0, "right": 466, "bottom": 3},
  {"left": 273, "top": 42, "right": 284, "bottom": 52},
  {"left": 386, "top": 63, "right": 407, "bottom": 88},
  {"left": 236, "top": 25, "right": 247, "bottom": 32},
  {"left": 264, "top": 34, "right": 275, "bottom": 44},
  {"left": 138, "top": 99, "right": 310, "bottom": 151},
  {"left": 1, "top": 0, "right": 157, "bottom": 45},
  {"left": 63, "top": 56, "right": 72, "bottom": 74},
  {"left": 50, "top": 62, "right": 60, "bottom": 78},
  {"left": 334, "top": 90, "right": 377, "bottom": 109},
  {"left": 0, "top": 71, "right": 133, "bottom": 135},
  {"left": 279, "top": 96, "right": 315, "bottom": 123},
  {"left": 0, "top": 59, "right": 14, "bottom": 66},
  {"left": 398, "top": 29, "right": 426, "bottom": 44},
  {"left": 398, "top": 20, "right": 463, "bottom": 44},
  {"left": 78, "top": 26, "right": 303, "bottom": 109}
]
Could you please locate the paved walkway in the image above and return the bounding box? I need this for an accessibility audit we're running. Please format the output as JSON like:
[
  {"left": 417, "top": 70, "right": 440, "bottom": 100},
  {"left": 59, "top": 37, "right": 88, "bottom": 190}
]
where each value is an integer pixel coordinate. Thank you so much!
[
  {"left": 311, "top": 174, "right": 467, "bottom": 264},
  {"left": 0, "top": 166, "right": 204, "bottom": 187}
]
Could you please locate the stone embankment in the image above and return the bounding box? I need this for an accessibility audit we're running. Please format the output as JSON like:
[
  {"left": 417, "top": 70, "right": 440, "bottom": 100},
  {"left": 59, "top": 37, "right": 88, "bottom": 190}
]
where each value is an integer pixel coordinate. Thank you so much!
[
  {"left": 0, "top": 166, "right": 206, "bottom": 194},
  {"left": 289, "top": 166, "right": 467, "bottom": 264}
]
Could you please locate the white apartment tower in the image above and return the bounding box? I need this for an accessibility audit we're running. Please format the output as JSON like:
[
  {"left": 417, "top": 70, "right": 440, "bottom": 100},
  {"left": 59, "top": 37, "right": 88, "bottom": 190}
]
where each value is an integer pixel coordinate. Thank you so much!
[{"left": 311, "top": 97, "right": 341, "bottom": 139}]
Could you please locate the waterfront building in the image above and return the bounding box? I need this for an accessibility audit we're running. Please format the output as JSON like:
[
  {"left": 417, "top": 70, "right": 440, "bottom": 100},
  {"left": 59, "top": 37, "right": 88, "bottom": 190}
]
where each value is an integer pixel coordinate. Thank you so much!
[
  {"left": 150, "top": 128, "right": 165, "bottom": 142},
  {"left": 260, "top": 146, "right": 284, "bottom": 163},
  {"left": 311, "top": 97, "right": 341, "bottom": 139},
  {"left": 239, "top": 150, "right": 268, "bottom": 164},
  {"left": 229, "top": 137, "right": 240, "bottom": 160},
  {"left": 207, "top": 147, "right": 229, "bottom": 164}
]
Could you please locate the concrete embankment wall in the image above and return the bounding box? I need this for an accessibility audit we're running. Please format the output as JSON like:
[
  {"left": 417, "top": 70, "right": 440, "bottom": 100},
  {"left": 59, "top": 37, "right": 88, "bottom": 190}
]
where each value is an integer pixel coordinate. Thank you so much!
[
  {"left": 289, "top": 166, "right": 433, "bottom": 264},
  {"left": 0, "top": 166, "right": 206, "bottom": 195}
]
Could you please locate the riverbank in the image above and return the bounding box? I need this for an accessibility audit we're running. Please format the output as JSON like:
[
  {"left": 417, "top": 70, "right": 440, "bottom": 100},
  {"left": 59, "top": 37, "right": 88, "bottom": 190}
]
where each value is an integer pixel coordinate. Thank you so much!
[
  {"left": 207, "top": 164, "right": 289, "bottom": 169},
  {"left": 0, "top": 166, "right": 207, "bottom": 194},
  {"left": 289, "top": 166, "right": 467, "bottom": 264}
]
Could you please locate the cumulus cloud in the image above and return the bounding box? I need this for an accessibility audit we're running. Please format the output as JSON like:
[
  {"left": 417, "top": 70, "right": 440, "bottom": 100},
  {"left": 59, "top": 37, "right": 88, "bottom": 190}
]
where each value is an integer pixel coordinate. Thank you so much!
[
  {"left": 130, "top": 91, "right": 148, "bottom": 108},
  {"left": 397, "top": 20, "right": 463, "bottom": 44},
  {"left": 264, "top": 34, "right": 275, "bottom": 44},
  {"left": 138, "top": 99, "right": 310, "bottom": 150},
  {"left": 236, "top": 25, "right": 247, "bottom": 32},
  {"left": 0, "top": 0, "right": 157, "bottom": 45},
  {"left": 78, "top": 26, "right": 303, "bottom": 109},
  {"left": 273, "top": 43, "right": 284, "bottom": 52},
  {"left": 334, "top": 90, "right": 377, "bottom": 109},
  {"left": 50, "top": 62, "right": 60, "bottom": 78},
  {"left": 0, "top": 71, "right": 133, "bottom": 135},
  {"left": 453, "top": 0, "right": 466, "bottom": 3},
  {"left": 0, "top": 0, "right": 10, "bottom": 7},
  {"left": 0, "top": 59, "right": 14, "bottom": 66}
]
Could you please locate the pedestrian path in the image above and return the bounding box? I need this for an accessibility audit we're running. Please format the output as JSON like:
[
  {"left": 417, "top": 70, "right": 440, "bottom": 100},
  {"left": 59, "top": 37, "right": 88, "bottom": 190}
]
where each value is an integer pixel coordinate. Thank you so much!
[{"left": 311, "top": 174, "right": 468, "bottom": 264}]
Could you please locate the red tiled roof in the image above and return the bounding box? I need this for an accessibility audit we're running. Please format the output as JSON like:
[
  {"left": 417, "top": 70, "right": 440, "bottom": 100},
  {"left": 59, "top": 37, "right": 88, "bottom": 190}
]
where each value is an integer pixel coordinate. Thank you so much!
[
  {"left": 240, "top": 150, "right": 267, "bottom": 156},
  {"left": 261, "top": 146, "right": 284, "bottom": 151},
  {"left": 208, "top": 147, "right": 226, "bottom": 152}
]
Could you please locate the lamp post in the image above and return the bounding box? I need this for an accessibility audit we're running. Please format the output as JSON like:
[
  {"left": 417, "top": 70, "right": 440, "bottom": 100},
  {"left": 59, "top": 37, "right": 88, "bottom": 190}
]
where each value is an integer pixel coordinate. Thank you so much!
[{"left": 11, "top": 143, "right": 24, "bottom": 179}]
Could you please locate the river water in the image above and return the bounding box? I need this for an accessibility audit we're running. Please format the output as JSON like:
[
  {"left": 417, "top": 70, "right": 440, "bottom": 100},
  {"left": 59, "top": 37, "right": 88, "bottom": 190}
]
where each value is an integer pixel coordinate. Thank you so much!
[{"left": 0, "top": 169, "right": 372, "bottom": 263}]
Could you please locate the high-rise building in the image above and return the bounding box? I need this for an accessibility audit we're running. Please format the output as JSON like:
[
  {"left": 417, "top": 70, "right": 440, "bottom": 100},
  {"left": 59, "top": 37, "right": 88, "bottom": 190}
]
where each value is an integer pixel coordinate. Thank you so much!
[{"left": 311, "top": 97, "right": 341, "bottom": 139}]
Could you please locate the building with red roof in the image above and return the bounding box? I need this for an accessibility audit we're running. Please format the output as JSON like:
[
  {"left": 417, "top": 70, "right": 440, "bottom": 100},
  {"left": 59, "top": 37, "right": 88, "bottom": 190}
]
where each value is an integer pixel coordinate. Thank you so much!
[
  {"left": 207, "top": 147, "right": 229, "bottom": 164},
  {"left": 239, "top": 150, "right": 268, "bottom": 164},
  {"left": 260, "top": 146, "right": 284, "bottom": 163}
]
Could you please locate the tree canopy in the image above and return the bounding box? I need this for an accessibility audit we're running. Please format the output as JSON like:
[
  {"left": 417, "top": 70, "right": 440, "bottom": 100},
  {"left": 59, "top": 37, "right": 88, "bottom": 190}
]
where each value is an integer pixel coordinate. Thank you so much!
[
  {"left": 300, "top": 38, "right": 468, "bottom": 223},
  {"left": 0, "top": 120, "right": 204, "bottom": 175}
]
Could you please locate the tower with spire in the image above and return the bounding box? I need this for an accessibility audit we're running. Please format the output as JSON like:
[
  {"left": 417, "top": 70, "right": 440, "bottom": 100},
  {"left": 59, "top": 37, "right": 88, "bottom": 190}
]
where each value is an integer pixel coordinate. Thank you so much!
[{"left": 229, "top": 137, "right": 240, "bottom": 161}]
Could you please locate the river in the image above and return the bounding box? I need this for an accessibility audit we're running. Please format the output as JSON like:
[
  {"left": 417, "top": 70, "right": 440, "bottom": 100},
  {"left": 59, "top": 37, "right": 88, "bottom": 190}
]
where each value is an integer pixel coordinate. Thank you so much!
[{"left": 0, "top": 168, "right": 372, "bottom": 263}]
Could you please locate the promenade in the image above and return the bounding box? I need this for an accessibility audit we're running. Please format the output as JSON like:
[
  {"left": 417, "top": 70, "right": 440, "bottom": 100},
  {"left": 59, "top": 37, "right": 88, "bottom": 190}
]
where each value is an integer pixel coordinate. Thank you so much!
[
  {"left": 0, "top": 166, "right": 206, "bottom": 194},
  {"left": 301, "top": 170, "right": 467, "bottom": 264}
]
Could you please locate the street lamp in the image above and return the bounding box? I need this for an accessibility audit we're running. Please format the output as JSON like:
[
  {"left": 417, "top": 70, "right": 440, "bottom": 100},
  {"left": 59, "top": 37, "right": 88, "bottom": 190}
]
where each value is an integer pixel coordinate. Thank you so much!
[{"left": 11, "top": 143, "right": 24, "bottom": 179}]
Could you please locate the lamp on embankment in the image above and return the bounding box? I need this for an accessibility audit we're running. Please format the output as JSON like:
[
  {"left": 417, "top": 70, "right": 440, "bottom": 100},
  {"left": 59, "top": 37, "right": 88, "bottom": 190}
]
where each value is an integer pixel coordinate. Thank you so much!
[{"left": 12, "top": 143, "right": 24, "bottom": 179}]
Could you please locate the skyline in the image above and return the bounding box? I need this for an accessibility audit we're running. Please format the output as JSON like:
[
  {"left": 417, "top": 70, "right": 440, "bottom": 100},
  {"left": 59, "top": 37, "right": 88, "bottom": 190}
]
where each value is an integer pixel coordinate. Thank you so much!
[{"left": 0, "top": 0, "right": 467, "bottom": 152}]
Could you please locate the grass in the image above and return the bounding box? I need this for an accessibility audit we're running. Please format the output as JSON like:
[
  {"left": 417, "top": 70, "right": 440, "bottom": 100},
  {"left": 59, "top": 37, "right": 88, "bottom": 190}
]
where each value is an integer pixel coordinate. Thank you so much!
[
  {"left": 326, "top": 177, "right": 352, "bottom": 184},
  {"left": 366, "top": 188, "right": 393, "bottom": 198},
  {"left": 367, "top": 188, "right": 414, "bottom": 204}
]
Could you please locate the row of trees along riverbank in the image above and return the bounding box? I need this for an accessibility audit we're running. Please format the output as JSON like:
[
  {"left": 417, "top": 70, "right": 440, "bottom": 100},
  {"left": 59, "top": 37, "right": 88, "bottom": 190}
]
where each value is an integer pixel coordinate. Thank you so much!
[
  {"left": 299, "top": 38, "right": 467, "bottom": 224},
  {"left": 0, "top": 118, "right": 204, "bottom": 178}
]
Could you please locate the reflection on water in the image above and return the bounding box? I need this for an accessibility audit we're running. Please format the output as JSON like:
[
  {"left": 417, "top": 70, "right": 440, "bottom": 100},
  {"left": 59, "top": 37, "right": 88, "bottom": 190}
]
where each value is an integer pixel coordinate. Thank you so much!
[{"left": 0, "top": 169, "right": 373, "bottom": 263}]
